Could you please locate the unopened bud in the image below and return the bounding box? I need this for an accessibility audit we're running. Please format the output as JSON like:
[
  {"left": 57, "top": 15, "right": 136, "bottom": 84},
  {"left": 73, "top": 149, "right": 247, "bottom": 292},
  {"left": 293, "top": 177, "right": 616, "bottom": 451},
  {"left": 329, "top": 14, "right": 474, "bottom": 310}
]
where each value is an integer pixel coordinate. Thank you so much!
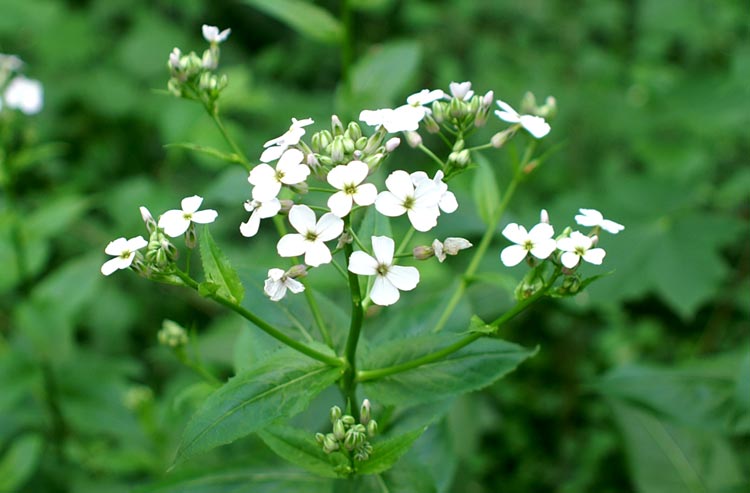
[
  {"left": 330, "top": 406, "right": 342, "bottom": 422},
  {"left": 185, "top": 223, "right": 197, "bottom": 249},
  {"left": 279, "top": 199, "right": 294, "bottom": 214},
  {"left": 363, "top": 152, "right": 384, "bottom": 170},
  {"left": 330, "top": 136, "right": 346, "bottom": 163},
  {"left": 385, "top": 137, "right": 401, "bottom": 152},
  {"left": 590, "top": 234, "right": 599, "bottom": 246},
  {"left": 540, "top": 209, "right": 550, "bottom": 224},
  {"left": 539, "top": 96, "right": 557, "bottom": 119},
  {"left": 432, "top": 100, "right": 447, "bottom": 123},
  {"left": 405, "top": 131, "right": 422, "bottom": 148},
  {"left": 140, "top": 206, "right": 157, "bottom": 234},
  {"left": 453, "top": 139, "right": 465, "bottom": 152},
  {"left": 315, "top": 432, "right": 326, "bottom": 444},
  {"left": 158, "top": 319, "right": 188, "bottom": 348},
  {"left": 345, "top": 121, "right": 362, "bottom": 141},
  {"left": 341, "top": 415, "right": 356, "bottom": 426},
  {"left": 449, "top": 97, "right": 465, "bottom": 118},
  {"left": 443, "top": 237, "right": 473, "bottom": 255},
  {"left": 523, "top": 159, "right": 539, "bottom": 174},
  {"left": 168, "top": 48, "right": 182, "bottom": 70},
  {"left": 342, "top": 136, "right": 356, "bottom": 154},
  {"left": 413, "top": 245, "right": 435, "bottom": 260},
  {"left": 366, "top": 420, "right": 378, "bottom": 437},
  {"left": 449, "top": 149, "right": 471, "bottom": 168},
  {"left": 423, "top": 113, "right": 440, "bottom": 133},
  {"left": 201, "top": 49, "right": 217, "bottom": 70},
  {"left": 482, "top": 90, "right": 495, "bottom": 108},
  {"left": 360, "top": 399, "right": 371, "bottom": 425},
  {"left": 491, "top": 128, "right": 514, "bottom": 148},
  {"left": 331, "top": 115, "right": 344, "bottom": 136},
  {"left": 468, "top": 95, "right": 480, "bottom": 114},
  {"left": 354, "top": 136, "right": 368, "bottom": 150},
  {"left": 323, "top": 433, "right": 339, "bottom": 453},
  {"left": 311, "top": 130, "right": 332, "bottom": 153},
  {"left": 561, "top": 275, "right": 581, "bottom": 294},
  {"left": 521, "top": 91, "right": 537, "bottom": 114},
  {"left": 291, "top": 181, "right": 308, "bottom": 195},
  {"left": 286, "top": 264, "right": 308, "bottom": 279},
  {"left": 333, "top": 419, "right": 346, "bottom": 440},
  {"left": 336, "top": 232, "right": 352, "bottom": 249}
]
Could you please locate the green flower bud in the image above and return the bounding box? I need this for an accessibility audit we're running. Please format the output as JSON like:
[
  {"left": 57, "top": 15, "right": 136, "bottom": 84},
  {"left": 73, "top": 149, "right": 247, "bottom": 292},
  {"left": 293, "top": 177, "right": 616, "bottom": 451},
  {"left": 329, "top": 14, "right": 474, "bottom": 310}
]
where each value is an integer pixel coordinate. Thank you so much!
[
  {"left": 354, "top": 136, "right": 368, "bottom": 151},
  {"left": 521, "top": 91, "right": 537, "bottom": 114},
  {"left": 432, "top": 100, "right": 447, "bottom": 123},
  {"left": 423, "top": 113, "right": 440, "bottom": 134},
  {"left": 449, "top": 97, "right": 465, "bottom": 118},
  {"left": 330, "top": 136, "right": 346, "bottom": 163},
  {"left": 360, "top": 399, "right": 371, "bottom": 425},
  {"left": 345, "top": 121, "right": 362, "bottom": 141},
  {"left": 343, "top": 136, "right": 355, "bottom": 154},
  {"left": 330, "top": 406, "right": 342, "bottom": 423},
  {"left": 367, "top": 419, "right": 378, "bottom": 437},
  {"left": 333, "top": 419, "right": 346, "bottom": 440},
  {"left": 331, "top": 115, "right": 344, "bottom": 136},
  {"left": 315, "top": 432, "right": 326, "bottom": 444},
  {"left": 363, "top": 152, "right": 384, "bottom": 170},
  {"left": 453, "top": 139, "right": 465, "bottom": 152},
  {"left": 318, "top": 155, "right": 333, "bottom": 167},
  {"left": 413, "top": 245, "right": 435, "bottom": 260},
  {"left": 341, "top": 415, "right": 356, "bottom": 426},
  {"left": 323, "top": 433, "right": 340, "bottom": 453},
  {"left": 491, "top": 128, "right": 515, "bottom": 148},
  {"left": 158, "top": 319, "right": 189, "bottom": 348}
]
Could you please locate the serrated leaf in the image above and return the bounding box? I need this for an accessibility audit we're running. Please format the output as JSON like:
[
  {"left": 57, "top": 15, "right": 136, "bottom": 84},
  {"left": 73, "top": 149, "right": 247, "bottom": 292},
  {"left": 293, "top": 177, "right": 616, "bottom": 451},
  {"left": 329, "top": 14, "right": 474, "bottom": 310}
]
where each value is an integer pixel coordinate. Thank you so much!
[
  {"left": 258, "top": 425, "right": 347, "bottom": 479},
  {"left": 241, "top": 0, "right": 342, "bottom": 44},
  {"left": 348, "top": 41, "right": 422, "bottom": 108},
  {"left": 199, "top": 228, "right": 244, "bottom": 304},
  {"left": 174, "top": 350, "right": 343, "bottom": 465},
  {"left": 139, "top": 467, "right": 331, "bottom": 493},
  {"left": 471, "top": 153, "right": 501, "bottom": 225},
  {"left": 0, "top": 434, "right": 43, "bottom": 492},
  {"left": 357, "top": 427, "right": 427, "bottom": 475},
  {"left": 361, "top": 334, "right": 535, "bottom": 406}
]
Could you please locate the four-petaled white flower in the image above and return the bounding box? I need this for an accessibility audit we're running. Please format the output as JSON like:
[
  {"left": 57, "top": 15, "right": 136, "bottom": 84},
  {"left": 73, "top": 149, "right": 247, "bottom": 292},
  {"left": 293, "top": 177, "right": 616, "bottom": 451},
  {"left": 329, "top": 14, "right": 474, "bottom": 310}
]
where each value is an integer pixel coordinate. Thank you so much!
[
  {"left": 500, "top": 222, "right": 557, "bottom": 267},
  {"left": 277, "top": 205, "right": 344, "bottom": 267},
  {"left": 574, "top": 208, "right": 624, "bottom": 234},
  {"left": 406, "top": 88, "right": 445, "bottom": 107},
  {"left": 202, "top": 25, "right": 231, "bottom": 44},
  {"left": 410, "top": 170, "right": 458, "bottom": 214},
  {"left": 375, "top": 170, "right": 441, "bottom": 232},
  {"left": 359, "top": 106, "right": 425, "bottom": 133},
  {"left": 348, "top": 236, "right": 419, "bottom": 306},
  {"left": 263, "top": 268, "right": 305, "bottom": 301},
  {"left": 260, "top": 117, "right": 314, "bottom": 162},
  {"left": 449, "top": 81, "right": 474, "bottom": 100},
  {"left": 4, "top": 76, "right": 43, "bottom": 115},
  {"left": 248, "top": 148, "right": 310, "bottom": 202},
  {"left": 327, "top": 160, "right": 378, "bottom": 217},
  {"left": 557, "top": 231, "right": 606, "bottom": 268},
  {"left": 158, "top": 195, "right": 218, "bottom": 237},
  {"left": 240, "top": 198, "right": 281, "bottom": 238},
  {"left": 101, "top": 236, "right": 148, "bottom": 276},
  {"left": 495, "top": 100, "right": 551, "bottom": 139}
]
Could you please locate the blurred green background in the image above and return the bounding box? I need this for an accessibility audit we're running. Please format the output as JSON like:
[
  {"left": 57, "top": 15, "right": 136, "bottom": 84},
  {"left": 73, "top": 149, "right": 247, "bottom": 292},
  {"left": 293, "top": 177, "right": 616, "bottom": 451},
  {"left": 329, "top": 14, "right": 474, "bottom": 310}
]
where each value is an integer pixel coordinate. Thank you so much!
[{"left": 0, "top": 0, "right": 748, "bottom": 492}]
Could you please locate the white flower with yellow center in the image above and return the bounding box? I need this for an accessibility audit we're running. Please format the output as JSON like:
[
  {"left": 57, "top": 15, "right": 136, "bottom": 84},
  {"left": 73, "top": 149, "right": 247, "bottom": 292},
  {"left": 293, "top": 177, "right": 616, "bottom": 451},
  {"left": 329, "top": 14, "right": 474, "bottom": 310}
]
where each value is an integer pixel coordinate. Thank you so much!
[
  {"left": 100, "top": 236, "right": 148, "bottom": 276},
  {"left": 375, "top": 170, "right": 441, "bottom": 232},
  {"left": 201, "top": 25, "right": 231, "bottom": 44},
  {"left": 500, "top": 222, "right": 556, "bottom": 267},
  {"left": 276, "top": 205, "right": 344, "bottom": 267},
  {"left": 557, "top": 231, "right": 606, "bottom": 268},
  {"left": 248, "top": 148, "right": 310, "bottom": 202},
  {"left": 348, "top": 236, "right": 419, "bottom": 306},
  {"left": 495, "top": 100, "right": 551, "bottom": 139},
  {"left": 260, "top": 117, "right": 314, "bottom": 162},
  {"left": 326, "top": 160, "right": 377, "bottom": 217},
  {"left": 158, "top": 195, "right": 218, "bottom": 237},
  {"left": 240, "top": 197, "right": 281, "bottom": 238},
  {"left": 263, "top": 268, "right": 305, "bottom": 301}
]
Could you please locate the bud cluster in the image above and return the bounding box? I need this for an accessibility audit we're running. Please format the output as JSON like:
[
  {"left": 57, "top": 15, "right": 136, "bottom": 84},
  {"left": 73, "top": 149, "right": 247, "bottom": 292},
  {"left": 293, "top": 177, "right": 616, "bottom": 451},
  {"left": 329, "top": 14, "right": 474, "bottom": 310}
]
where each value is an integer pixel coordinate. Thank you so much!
[
  {"left": 315, "top": 401, "right": 378, "bottom": 463},
  {"left": 310, "top": 117, "right": 398, "bottom": 173},
  {"left": 157, "top": 319, "right": 189, "bottom": 348}
]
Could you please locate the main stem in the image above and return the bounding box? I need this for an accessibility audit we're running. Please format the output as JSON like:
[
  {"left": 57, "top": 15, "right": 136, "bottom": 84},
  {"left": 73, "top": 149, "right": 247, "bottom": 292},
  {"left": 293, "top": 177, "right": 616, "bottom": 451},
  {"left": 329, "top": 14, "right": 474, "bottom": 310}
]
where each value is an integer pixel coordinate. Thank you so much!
[
  {"left": 208, "top": 107, "right": 251, "bottom": 172},
  {"left": 341, "top": 217, "right": 364, "bottom": 418}
]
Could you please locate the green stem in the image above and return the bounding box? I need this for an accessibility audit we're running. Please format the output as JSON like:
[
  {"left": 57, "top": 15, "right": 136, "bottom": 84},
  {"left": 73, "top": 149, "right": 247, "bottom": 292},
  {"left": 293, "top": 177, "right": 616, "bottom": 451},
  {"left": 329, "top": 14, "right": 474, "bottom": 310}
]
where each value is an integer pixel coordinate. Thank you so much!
[
  {"left": 303, "top": 286, "right": 334, "bottom": 348},
  {"left": 431, "top": 142, "right": 537, "bottom": 334},
  {"left": 418, "top": 144, "right": 446, "bottom": 169},
  {"left": 342, "top": 217, "right": 364, "bottom": 419},
  {"left": 209, "top": 110, "right": 251, "bottom": 172},
  {"left": 174, "top": 270, "right": 343, "bottom": 367},
  {"left": 395, "top": 227, "right": 415, "bottom": 256}
]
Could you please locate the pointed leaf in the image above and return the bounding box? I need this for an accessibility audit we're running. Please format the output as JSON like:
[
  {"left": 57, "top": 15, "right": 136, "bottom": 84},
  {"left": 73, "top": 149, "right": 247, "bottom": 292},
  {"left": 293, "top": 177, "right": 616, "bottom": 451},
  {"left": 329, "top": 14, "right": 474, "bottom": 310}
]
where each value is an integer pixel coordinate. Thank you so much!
[
  {"left": 139, "top": 467, "right": 331, "bottom": 493},
  {"left": 259, "top": 425, "right": 348, "bottom": 479},
  {"left": 199, "top": 228, "right": 244, "bottom": 303},
  {"left": 241, "top": 0, "right": 342, "bottom": 44},
  {"left": 0, "top": 434, "right": 43, "bottom": 492},
  {"left": 471, "top": 153, "right": 500, "bottom": 225},
  {"left": 356, "top": 427, "right": 427, "bottom": 475},
  {"left": 348, "top": 41, "right": 422, "bottom": 108},
  {"left": 174, "top": 350, "right": 343, "bottom": 465}
]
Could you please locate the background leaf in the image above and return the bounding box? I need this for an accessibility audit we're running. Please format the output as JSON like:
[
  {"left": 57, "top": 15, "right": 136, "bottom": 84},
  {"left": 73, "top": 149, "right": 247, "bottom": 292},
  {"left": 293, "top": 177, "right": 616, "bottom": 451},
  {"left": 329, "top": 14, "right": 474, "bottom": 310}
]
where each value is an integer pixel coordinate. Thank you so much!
[
  {"left": 241, "top": 0, "right": 342, "bottom": 44},
  {"left": 199, "top": 227, "right": 245, "bottom": 304}
]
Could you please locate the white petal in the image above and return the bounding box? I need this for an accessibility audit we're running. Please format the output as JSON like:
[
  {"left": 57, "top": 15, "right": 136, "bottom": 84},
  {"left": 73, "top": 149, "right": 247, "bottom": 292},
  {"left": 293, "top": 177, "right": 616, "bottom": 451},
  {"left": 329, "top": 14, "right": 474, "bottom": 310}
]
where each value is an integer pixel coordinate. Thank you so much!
[
  {"left": 560, "top": 251, "right": 581, "bottom": 269},
  {"left": 202, "top": 25, "right": 218, "bottom": 41},
  {"left": 276, "top": 148, "right": 304, "bottom": 172},
  {"left": 501, "top": 223, "right": 529, "bottom": 245},
  {"left": 407, "top": 207, "right": 439, "bottom": 232},
  {"left": 252, "top": 181, "right": 281, "bottom": 202},
  {"left": 101, "top": 256, "right": 128, "bottom": 276},
  {"left": 600, "top": 219, "right": 625, "bottom": 234},
  {"left": 260, "top": 145, "right": 285, "bottom": 163},
  {"left": 500, "top": 245, "right": 528, "bottom": 267},
  {"left": 328, "top": 191, "right": 353, "bottom": 217},
  {"left": 126, "top": 236, "right": 148, "bottom": 251},
  {"left": 556, "top": 237, "right": 576, "bottom": 252},
  {"left": 387, "top": 265, "right": 419, "bottom": 291},
  {"left": 191, "top": 209, "right": 218, "bottom": 224},
  {"left": 288, "top": 205, "right": 316, "bottom": 234},
  {"left": 528, "top": 222, "right": 554, "bottom": 241},
  {"left": 495, "top": 110, "right": 521, "bottom": 123},
  {"left": 375, "top": 191, "right": 407, "bottom": 217},
  {"left": 277, "top": 234, "right": 307, "bottom": 257},
  {"left": 519, "top": 115, "right": 551, "bottom": 138},
  {"left": 530, "top": 238, "right": 557, "bottom": 260},
  {"left": 304, "top": 241, "right": 332, "bottom": 267},
  {"left": 280, "top": 163, "right": 310, "bottom": 185},
  {"left": 315, "top": 213, "right": 344, "bottom": 241},
  {"left": 267, "top": 268, "right": 285, "bottom": 281},
  {"left": 359, "top": 109, "right": 386, "bottom": 126},
  {"left": 583, "top": 248, "right": 606, "bottom": 265},
  {"left": 104, "top": 237, "right": 128, "bottom": 256},
  {"left": 352, "top": 183, "right": 377, "bottom": 207},
  {"left": 384, "top": 170, "right": 414, "bottom": 200},
  {"left": 159, "top": 210, "right": 191, "bottom": 237},
  {"left": 326, "top": 164, "right": 349, "bottom": 190},
  {"left": 257, "top": 198, "right": 282, "bottom": 219},
  {"left": 410, "top": 171, "right": 430, "bottom": 186},
  {"left": 439, "top": 191, "right": 458, "bottom": 213},
  {"left": 286, "top": 278, "right": 305, "bottom": 294},
  {"left": 240, "top": 211, "right": 261, "bottom": 237},
  {"left": 264, "top": 278, "right": 287, "bottom": 301},
  {"left": 371, "top": 235, "right": 395, "bottom": 265},
  {"left": 569, "top": 231, "right": 592, "bottom": 249},
  {"left": 348, "top": 251, "right": 378, "bottom": 275},
  {"left": 384, "top": 105, "right": 423, "bottom": 132},
  {"left": 575, "top": 208, "right": 602, "bottom": 226},
  {"left": 495, "top": 100, "right": 519, "bottom": 118},
  {"left": 370, "top": 276, "right": 400, "bottom": 306}
]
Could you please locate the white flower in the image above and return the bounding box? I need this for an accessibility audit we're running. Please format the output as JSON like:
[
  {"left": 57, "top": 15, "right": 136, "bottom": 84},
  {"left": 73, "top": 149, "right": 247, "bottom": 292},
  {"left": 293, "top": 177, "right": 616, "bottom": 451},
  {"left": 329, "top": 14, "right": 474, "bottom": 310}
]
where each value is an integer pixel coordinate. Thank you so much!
[
  {"left": 406, "top": 89, "right": 445, "bottom": 107},
  {"left": 359, "top": 105, "right": 425, "bottom": 133},
  {"left": 202, "top": 25, "right": 231, "bottom": 44},
  {"left": 277, "top": 205, "right": 344, "bottom": 267},
  {"left": 449, "top": 81, "right": 474, "bottom": 100},
  {"left": 158, "top": 195, "right": 218, "bottom": 237},
  {"left": 500, "top": 222, "right": 557, "bottom": 267},
  {"left": 557, "top": 231, "right": 606, "bottom": 268},
  {"left": 432, "top": 237, "right": 472, "bottom": 263},
  {"left": 4, "top": 76, "right": 43, "bottom": 115},
  {"left": 410, "top": 170, "right": 458, "bottom": 214},
  {"left": 326, "top": 160, "right": 378, "bottom": 217},
  {"left": 263, "top": 268, "right": 305, "bottom": 301},
  {"left": 348, "top": 236, "right": 419, "bottom": 306},
  {"left": 101, "top": 236, "right": 148, "bottom": 276},
  {"left": 495, "top": 100, "right": 550, "bottom": 139},
  {"left": 574, "top": 208, "right": 624, "bottom": 234},
  {"left": 248, "top": 148, "right": 310, "bottom": 202},
  {"left": 260, "top": 117, "right": 314, "bottom": 162},
  {"left": 240, "top": 197, "right": 281, "bottom": 237},
  {"left": 375, "top": 170, "right": 441, "bottom": 232}
]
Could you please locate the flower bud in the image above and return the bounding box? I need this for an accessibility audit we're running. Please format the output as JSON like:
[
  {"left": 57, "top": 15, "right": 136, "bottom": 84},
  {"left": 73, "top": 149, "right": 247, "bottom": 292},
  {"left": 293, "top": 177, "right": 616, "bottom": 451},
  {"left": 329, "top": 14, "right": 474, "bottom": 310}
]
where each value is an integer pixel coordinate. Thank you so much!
[
  {"left": 168, "top": 48, "right": 182, "bottom": 71},
  {"left": 363, "top": 152, "right": 384, "bottom": 170},
  {"left": 413, "top": 245, "right": 435, "bottom": 260},
  {"left": 405, "top": 131, "right": 422, "bottom": 148},
  {"left": 333, "top": 419, "right": 346, "bottom": 440},
  {"left": 354, "top": 136, "right": 368, "bottom": 150},
  {"left": 453, "top": 139, "right": 465, "bottom": 152},
  {"left": 468, "top": 95, "right": 481, "bottom": 114},
  {"left": 449, "top": 149, "right": 471, "bottom": 168},
  {"left": 311, "top": 130, "right": 332, "bottom": 153},
  {"left": 279, "top": 199, "right": 294, "bottom": 214},
  {"left": 431, "top": 100, "right": 447, "bottom": 123},
  {"left": 345, "top": 121, "right": 362, "bottom": 141},
  {"left": 521, "top": 91, "right": 537, "bottom": 114},
  {"left": 330, "top": 405, "right": 342, "bottom": 423},
  {"left": 363, "top": 127, "right": 386, "bottom": 154},
  {"left": 538, "top": 96, "right": 557, "bottom": 119},
  {"left": 343, "top": 136, "right": 356, "bottom": 154},
  {"left": 201, "top": 49, "right": 218, "bottom": 70},
  {"left": 323, "top": 433, "right": 339, "bottom": 453},
  {"left": 330, "top": 135, "right": 346, "bottom": 163},
  {"left": 185, "top": 223, "right": 197, "bottom": 249},
  {"left": 385, "top": 137, "right": 400, "bottom": 152},
  {"left": 482, "top": 90, "right": 495, "bottom": 109},
  {"left": 123, "top": 385, "right": 154, "bottom": 411},
  {"left": 523, "top": 159, "right": 539, "bottom": 174},
  {"left": 336, "top": 231, "right": 352, "bottom": 249},
  {"left": 561, "top": 274, "right": 581, "bottom": 294},
  {"left": 140, "top": 206, "right": 157, "bottom": 234},
  {"left": 167, "top": 78, "right": 182, "bottom": 97},
  {"left": 449, "top": 97, "right": 465, "bottom": 118},
  {"left": 315, "top": 432, "right": 326, "bottom": 444},
  {"left": 423, "top": 113, "right": 440, "bottom": 134},
  {"left": 491, "top": 128, "right": 514, "bottom": 148},
  {"left": 305, "top": 152, "right": 320, "bottom": 170},
  {"left": 590, "top": 234, "right": 599, "bottom": 246},
  {"left": 331, "top": 115, "right": 344, "bottom": 136},
  {"left": 443, "top": 237, "right": 473, "bottom": 255},
  {"left": 158, "top": 319, "right": 188, "bottom": 348},
  {"left": 360, "top": 399, "right": 371, "bottom": 425},
  {"left": 354, "top": 442, "right": 373, "bottom": 462},
  {"left": 366, "top": 419, "right": 378, "bottom": 437},
  {"left": 341, "top": 415, "right": 356, "bottom": 426},
  {"left": 540, "top": 209, "right": 550, "bottom": 224},
  {"left": 318, "top": 155, "right": 333, "bottom": 167},
  {"left": 286, "top": 264, "right": 308, "bottom": 279},
  {"left": 290, "top": 181, "right": 308, "bottom": 195}
]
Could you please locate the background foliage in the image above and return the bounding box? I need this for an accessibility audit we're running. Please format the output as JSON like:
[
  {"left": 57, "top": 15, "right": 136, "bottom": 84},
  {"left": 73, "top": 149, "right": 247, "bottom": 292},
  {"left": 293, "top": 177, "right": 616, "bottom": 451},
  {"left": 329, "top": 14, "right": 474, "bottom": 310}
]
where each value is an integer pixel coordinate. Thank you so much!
[{"left": 0, "top": 0, "right": 748, "bottom": 492}]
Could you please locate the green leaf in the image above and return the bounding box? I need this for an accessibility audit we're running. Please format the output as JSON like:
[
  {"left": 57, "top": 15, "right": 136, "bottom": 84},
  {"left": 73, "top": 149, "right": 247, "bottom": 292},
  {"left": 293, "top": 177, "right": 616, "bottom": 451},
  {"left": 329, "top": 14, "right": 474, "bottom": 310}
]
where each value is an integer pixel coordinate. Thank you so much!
[
  {"left": 174, "top": 350, "right": 343, "bottom": 465},
  {"left": 0, "top": 434, "right": 44, "bottom": 492},
  {"left": 165, "top": 142, "right": 243, "bottom": 164},
  {"left": 25, "top": 194, "right": 89, "bottom": 241},
  {"left": 357, "top": 427, "right": 427, "bottom": 475},
  {"left": 349, "top": 460, "right": 437, "bottom": 493},
  {"left": 348, "top": 41, "right": 422, "bottom": 108},
  {"left": 361, "top": 334, "right": 535, "bottom": 406},
  {"left": 241, "top": 0, "right": 342, "bottom": 44},
  {"left": 258, "top": 425, "right": 347, "bottom": 479},
  {"left": 139, "top": 467, "right": 332, "bottom": 493},
  {"left": 471, "top": 153, "right": 501, "bottom": 225},
  {"left": 467, "top": 315, "right": 495, "bottom": 335},
  {"left": 199, "top": 228, "right": 244, "bottom": 304}
]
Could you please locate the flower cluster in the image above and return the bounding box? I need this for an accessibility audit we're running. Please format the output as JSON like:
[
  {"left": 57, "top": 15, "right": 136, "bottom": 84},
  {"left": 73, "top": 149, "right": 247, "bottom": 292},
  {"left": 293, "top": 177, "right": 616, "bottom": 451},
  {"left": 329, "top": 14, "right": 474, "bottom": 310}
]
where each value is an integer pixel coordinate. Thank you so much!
[
  {"left": 315, "top": 400, "right": 378, "bottom": 465},
  {"left": 500, "top": 208, "right": 623, "bottom": 269},
  {"left": 0, "top": 54, "right": 43, "bottom": 115}
]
